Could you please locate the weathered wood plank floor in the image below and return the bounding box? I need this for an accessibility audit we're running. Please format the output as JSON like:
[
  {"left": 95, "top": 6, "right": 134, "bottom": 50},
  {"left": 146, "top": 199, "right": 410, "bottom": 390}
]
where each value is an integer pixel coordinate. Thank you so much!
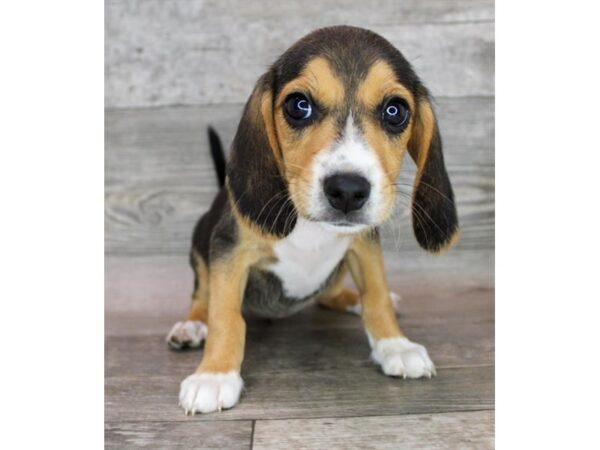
[{"left": 105, "top": 250, "right": 494, "bottom": 448}]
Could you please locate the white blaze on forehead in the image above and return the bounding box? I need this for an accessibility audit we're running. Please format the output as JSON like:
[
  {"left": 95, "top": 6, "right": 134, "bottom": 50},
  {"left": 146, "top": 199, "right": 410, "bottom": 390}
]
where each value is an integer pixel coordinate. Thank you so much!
[{"left": 308, "top": 115, "right": 385, "bottom": 220}]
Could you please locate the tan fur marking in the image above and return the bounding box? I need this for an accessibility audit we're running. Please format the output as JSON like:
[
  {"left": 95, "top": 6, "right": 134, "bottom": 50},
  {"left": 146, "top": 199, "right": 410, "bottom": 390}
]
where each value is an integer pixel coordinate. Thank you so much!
[
  {"left": 408, "top": 98, "right": 435, "bottom": 188},
  {"left": 354, "top": 60, "right": 417, "bottom": 222},
  {"left": 194, "top": 212, "right": 276, "bottom": 374},
  {"left": 434, "top": 228, "right": 461, "bottom": 253},
  {"left": 357, "top": 60, "right": 415, "bottom": 112},
  {"left": 186, "top": 253, "right": 209, "bottom": 323},
  {"left": 318, "top": 288, "right": 360, "bottom": 312},
  {"left": 276, "top": 57, "right": 344, "bottom": 109},
  {"left": 316, "top": 262, "right": 360, "bottom": 311},
  {"left": 347, "top": 234, "right": 404, "bottom": 340},
  {"left": 196, "top": 253, "right": 252, "bottom": 374},
  {"left": 274, "top": 57, "right": 345, "bottom": 217},
  {"left": 259, "top": 89, "right": 284, "bottom": 168}
]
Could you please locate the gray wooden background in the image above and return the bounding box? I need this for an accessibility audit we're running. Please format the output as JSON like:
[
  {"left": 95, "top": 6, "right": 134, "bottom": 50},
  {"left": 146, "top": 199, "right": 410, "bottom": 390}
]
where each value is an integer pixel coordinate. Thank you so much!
[{"left": 105, "top": 0, "right": 494, "bottom": 276}]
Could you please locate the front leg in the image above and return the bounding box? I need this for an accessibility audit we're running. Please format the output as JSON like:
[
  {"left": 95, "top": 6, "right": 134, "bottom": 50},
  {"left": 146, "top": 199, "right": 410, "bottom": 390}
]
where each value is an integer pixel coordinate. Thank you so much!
[
  {"left": 178, "top": 256, "right": 249, "bottom": 414},
  {"left": 347, "top": 233, "right": 436, "bottom": 379}
]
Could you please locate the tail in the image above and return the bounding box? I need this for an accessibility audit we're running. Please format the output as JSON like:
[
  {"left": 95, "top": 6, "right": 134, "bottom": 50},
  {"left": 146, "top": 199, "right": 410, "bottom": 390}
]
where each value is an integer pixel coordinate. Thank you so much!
[{"left": 207, "top": 126, "right": 226, "bottom": 187}]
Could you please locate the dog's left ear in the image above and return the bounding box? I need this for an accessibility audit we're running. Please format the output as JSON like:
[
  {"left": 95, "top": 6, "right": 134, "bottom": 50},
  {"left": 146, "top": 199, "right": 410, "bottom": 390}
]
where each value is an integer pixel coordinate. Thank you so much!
[
  {"left": 407, "top": 93, "right": 459, "bottom": 252},
  {"left": 226, "top": 71, "right": 297, "bottom": 237}
]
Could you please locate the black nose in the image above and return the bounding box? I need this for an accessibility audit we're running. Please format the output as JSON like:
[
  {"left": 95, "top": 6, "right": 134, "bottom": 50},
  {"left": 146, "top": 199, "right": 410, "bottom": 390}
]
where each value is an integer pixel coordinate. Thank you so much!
[{"left": 323, "top": 173, "right": 371, "bottom": 213}]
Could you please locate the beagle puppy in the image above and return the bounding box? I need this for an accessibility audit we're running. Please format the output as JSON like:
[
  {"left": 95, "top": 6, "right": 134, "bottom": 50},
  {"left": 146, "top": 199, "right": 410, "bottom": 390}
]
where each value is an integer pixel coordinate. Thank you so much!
[{"left": 166, "top": 25, "right": 459, "bottom": 415}]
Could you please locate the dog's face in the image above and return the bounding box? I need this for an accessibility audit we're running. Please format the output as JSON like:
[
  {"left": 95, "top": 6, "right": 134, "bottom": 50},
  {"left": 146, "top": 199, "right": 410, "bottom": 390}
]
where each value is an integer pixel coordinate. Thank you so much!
[
  {"left": 227, "top": 26, "right": 458, "bottom": 252},
  {"left": 274, "top": 56, "right": 414, "bottom": 232}
]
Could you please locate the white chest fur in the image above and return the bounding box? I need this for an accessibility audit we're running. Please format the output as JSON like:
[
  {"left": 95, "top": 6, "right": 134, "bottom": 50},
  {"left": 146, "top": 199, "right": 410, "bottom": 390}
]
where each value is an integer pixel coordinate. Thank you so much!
[{"left": 267, "top": 218, "right": 351, "bottom": 299}]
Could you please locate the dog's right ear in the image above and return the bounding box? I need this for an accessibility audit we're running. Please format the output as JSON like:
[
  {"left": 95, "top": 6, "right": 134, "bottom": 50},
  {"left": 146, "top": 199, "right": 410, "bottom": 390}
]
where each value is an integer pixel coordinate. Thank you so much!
[{"left": 226, "top": 71, "right": 297, "bottom": 237}]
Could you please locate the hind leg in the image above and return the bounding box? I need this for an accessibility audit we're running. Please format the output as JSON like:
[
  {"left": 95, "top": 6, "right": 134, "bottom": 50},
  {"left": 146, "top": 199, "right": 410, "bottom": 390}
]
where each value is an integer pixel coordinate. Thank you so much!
[
  {"left": 317, "top": 260, "right": 402, "bottom": 316},
  {"left": 319, "top": 287, "right": 362, "bottom": 314},
  {"left": 317, "top": 262, "right": 362, "bottom": 314},
  {"left": 166, "top": 256, "right": 209, "bottom": 350}
]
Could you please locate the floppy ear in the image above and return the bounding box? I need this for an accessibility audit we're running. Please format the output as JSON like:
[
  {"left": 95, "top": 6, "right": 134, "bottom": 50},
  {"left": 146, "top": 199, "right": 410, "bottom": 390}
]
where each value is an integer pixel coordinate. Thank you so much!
[
  {"left": 226, "top": 72, "right": 297, "bottom": 237},
  {"left": 407, "top": 95, "right": 459, "bottom": 252}
]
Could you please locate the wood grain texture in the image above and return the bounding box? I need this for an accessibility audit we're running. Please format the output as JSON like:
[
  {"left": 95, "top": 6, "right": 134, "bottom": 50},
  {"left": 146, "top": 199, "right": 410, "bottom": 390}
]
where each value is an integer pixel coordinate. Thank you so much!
[
  {"left": 106, "top": 365, "right": 493, "bottom": 423},
  {"left": 105, "top": 420, "right": 253, "bottom": 449},
  {"left": 253, "top": 410, "right": 494, "bottom": 450},
  {"left": 105, "top": 97, "right": 494, "bottom": 256},
  {"left": 106, "top": 0, "right": 494, "bottom": 107},
  {"left": 106, "top": 319, "right": 493, "bottom": 378}
]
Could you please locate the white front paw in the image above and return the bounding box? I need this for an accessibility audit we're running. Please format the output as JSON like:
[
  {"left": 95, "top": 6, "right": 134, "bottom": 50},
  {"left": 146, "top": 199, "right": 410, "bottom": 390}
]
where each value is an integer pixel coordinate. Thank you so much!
[
  {"left": 372, "top": 337, "right": 436, "bottom": 378},
  {"left": 166, "top": 321, "right": 208, "bottom": 350},
  {"left": 179, "top": 372, "right": 243, "bottom": 414}
]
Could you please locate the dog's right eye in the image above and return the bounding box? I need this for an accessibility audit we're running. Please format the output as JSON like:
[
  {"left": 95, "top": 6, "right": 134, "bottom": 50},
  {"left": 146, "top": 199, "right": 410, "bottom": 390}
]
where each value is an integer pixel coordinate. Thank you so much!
[{"left": 284, "top": 94, "right": 314, "bottom": 126}]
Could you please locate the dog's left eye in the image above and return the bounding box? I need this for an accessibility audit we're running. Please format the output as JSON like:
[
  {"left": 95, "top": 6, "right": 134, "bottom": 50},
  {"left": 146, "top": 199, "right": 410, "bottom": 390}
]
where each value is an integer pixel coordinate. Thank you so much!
[
  {"left": 284, "top": 94, "right": 313, "bottom": 125},
  {"left": 382, "top": 97, "right": 410, "bottom": 133}
]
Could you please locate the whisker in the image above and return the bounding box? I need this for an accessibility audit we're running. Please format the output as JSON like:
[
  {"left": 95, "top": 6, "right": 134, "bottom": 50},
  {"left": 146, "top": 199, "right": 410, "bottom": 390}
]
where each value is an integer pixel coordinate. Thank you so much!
[
  {"left": 268, "top": 196, "right": 294, "bottom": 236},
  {"left": 392, "top": 180, "right": 454, "bottom": 205},
  {"left": 410, "top": 199, "right": 450, "bottom": 243},
  {"left": 255, "top": 190, "right": 288, "bottom": 225}
]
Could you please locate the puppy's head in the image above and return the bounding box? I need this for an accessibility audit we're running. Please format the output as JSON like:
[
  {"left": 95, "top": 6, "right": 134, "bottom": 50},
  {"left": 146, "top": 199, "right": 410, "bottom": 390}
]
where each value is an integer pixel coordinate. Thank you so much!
[{"left": 227, "top": 26, "right": 458, "bottom": 252}]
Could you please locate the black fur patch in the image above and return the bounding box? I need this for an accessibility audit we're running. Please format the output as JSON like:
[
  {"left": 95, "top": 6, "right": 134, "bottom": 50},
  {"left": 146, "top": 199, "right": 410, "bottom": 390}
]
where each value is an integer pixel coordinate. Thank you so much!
[
  {"left": 411, "top": 122, "right": 459, "bottom": 252},
  {"left": 191, "top": 189, "right": 237, "bottom": 265},
  {"left": 242, "top": 263, "right": 343, "bottom": 318},
  {"left": 226, "top": 74, "right": 297, "bottom": 237}
]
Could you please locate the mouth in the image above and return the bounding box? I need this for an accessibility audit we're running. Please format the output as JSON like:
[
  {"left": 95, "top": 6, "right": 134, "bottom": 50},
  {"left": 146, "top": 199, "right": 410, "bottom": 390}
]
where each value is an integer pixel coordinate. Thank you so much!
[
  {"left": 330, "top": 221, "right": 361, "bottom": 227},
  {"left": 302, "top": 210, "right": 373, "bottom": 234},
  {"left": 317, "top": 220, "right": 370, "bottom": 234}
]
